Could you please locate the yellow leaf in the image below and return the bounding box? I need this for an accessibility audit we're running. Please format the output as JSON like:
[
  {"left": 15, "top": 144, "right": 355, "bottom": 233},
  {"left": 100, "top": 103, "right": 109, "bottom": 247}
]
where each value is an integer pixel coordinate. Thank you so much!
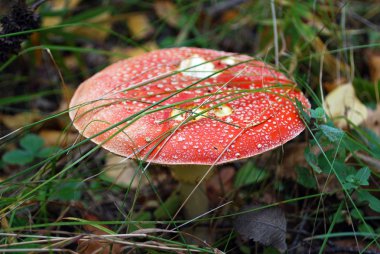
[
  {"left": 67, "top": 12, "right": 112, "bottom": 41},
  {"left": 1, "top": 112, "right": 41, "bottom": 130},
  {"left": 126, "top": 12, "right": 154, "bottom": 40},
  {"left": 50, "top": 0, "right": 81, "bottom": 10},
  {"left": 154, "top": 0, "right": 180, "bottom": 28},
  {"left": 42, "top": 0, "right": 81, "bottom": 27},
  {"left": 324, "top": 83, "right": 368, "bottom": 128}
]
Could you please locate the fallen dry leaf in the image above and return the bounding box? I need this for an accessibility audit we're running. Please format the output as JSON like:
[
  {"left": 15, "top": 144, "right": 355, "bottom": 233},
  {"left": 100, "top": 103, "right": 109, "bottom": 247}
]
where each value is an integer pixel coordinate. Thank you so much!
[
  {"left": 42, "top": 0, "right": 81, "bottom": 27},
  {"left": 49, "top": 0, "right": 81, "bottom": 11},
  {"left": 234, "top": 205, "right": 287, "bottom": 253},
  {"left": 63, "top": 55, "right": 80, "bottom": 70},
  {"left": 1, "top": 111, "right": 41, "bottom": 130},
  {"left": 68, "top": 11, "right": 112, "bottom": 41},
  {"left": 221, "top": 9, "right": 239, "bottom": 23},
  {"left": 126, "top": 12, "right": 154, "bottom": 40},
  {"left": 154, "top": 0, "right": 180, "bottom": 28},
  {"left": 0, "top": 217, "right": 15, "bottom": 243},
  {"left": 43, "top": 16, "right": 61, "bottom": 27},
  {"left": 78, "top": 213, "right": 121, "bottom": 254},
  {"left": 324, "top": 83, "right": 368, "bottom": 128},
  {"left": 102, "top": 154, "right": 149, "bottom": 189}
]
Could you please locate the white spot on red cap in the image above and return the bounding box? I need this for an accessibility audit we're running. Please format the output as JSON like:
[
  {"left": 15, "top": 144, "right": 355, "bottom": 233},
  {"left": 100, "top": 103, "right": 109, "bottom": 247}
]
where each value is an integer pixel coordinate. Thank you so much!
[
  {"left": 221, "top": 56, "right": 236, "bottom": 66},
  {"left": 178, "top": 55, "right": 220, "bottom": 79}
]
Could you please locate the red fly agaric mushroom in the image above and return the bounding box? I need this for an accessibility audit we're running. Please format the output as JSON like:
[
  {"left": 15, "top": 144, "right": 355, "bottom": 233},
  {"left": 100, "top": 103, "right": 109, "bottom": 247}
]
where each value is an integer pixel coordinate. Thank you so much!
[{"left": 69, "top": 47, "right": 310, "bottom": 221}]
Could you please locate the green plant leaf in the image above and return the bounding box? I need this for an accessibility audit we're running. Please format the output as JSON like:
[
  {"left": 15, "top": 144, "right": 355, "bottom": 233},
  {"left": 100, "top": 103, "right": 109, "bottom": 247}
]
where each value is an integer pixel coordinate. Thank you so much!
[
  {"left": 292, "top": 16, "right": 316, "bottom": 42},
  {"left": 36, "top": 146, "right": 61, "bottom": 158},
  {"left": 360, "top": 128, "right": 380, "bottom": 159},
  {"left": 350, "top": 209, "right": 363, "bottom": 220},
  {"left": 317, "top": 149, "right": 335, "bottom": 174},
  {"left": 318, "top": 124, "right": 345, "bottom": 143},
  {"left": 342, "top": 135, "right": 361, "bottom": 154},
  {"left": 355, "top": 167, "right": 371, "bottom": 186},
  {"left": 128, "top": 212, "right": 155, "bottom": 232},
  {"left": 342, "top": 181, "right": 356, "bottom": 190},
  {"left": 357, "top": 190, "right": 380, "bottom": 213},
  {"left": 343, "top": 167, "right": 370, "bottom": 190},
  {"left": 333, "top": 162, "right": 356, "bottom": 181},
  {"left": 304, "top": 147, "right": 321, "bottom": 173},
  {"left": 154, "top": 192, "right": 181, "bottom": 220},
  {"left": 48, "top": 180, "right": 84, "bottom": 201},
  {"left": 234, "top": 160, "right": 269, "bottom": 188},
  {"left": 310, "top": 107, "right": 325, "bottom": 119},
  {"left": 3, "top": 150, "right": 34, "bottom": 165},
  {"left": 358, "top": 223, "right": 375, "bottom": 234},
  {"left": 263, "top": 247, "right": 281, "bottom": 254},
  {"left": 295, "top": 98, "right": 310, "bottom": 123},
  {"left": 295, "top": 166, "right": 316, "bottom": 189},
  {"left": 20, "top": 134, "right": 44, "bottom": 154},
  {"left": 353, "top": 77, "right": 380, "bottom": 104}
]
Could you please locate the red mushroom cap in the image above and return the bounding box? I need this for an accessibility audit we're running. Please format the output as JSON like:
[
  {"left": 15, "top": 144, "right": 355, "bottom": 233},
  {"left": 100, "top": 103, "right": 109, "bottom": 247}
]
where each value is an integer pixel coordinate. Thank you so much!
[{"left": 69, "top": 47, "right": 310, "bottom": 165}]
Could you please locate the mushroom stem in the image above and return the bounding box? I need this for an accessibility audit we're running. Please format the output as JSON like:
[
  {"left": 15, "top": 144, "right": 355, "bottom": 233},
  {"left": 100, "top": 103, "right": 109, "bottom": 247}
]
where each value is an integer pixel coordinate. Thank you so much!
[{"left": 169, "top": 165, "right": 211, "bottom": 219}]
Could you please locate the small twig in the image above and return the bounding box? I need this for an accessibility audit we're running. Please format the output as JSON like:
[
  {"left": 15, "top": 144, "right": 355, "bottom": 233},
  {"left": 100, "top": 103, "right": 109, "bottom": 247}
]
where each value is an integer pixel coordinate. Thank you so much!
[
  {"left": 348, "top": 7, "right": 380, "bottom": 32},
  {"left": 354, "top": 152, "right": 380, "bottom": 173},
  {"left": 97, "top": 238, "right": 207, "bottom": 253}
]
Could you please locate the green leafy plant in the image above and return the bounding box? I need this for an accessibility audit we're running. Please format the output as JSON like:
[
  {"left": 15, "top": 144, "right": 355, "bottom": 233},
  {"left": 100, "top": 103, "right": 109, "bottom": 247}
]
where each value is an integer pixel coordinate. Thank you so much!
[
  {"left": 234, "top": 160, "right": 269, "bottom": 188},
  {"left": 2, "top": 134, "right": 60, "bottom": 165},
  {"left": 38, "top": 179, "right": 84, "bottom": 201},
  {"left": 343, "top": 167, "right": 370, "bottom": 190},
  {"left": 303, "top": 107, "right": 380, "bottom": 216}
]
